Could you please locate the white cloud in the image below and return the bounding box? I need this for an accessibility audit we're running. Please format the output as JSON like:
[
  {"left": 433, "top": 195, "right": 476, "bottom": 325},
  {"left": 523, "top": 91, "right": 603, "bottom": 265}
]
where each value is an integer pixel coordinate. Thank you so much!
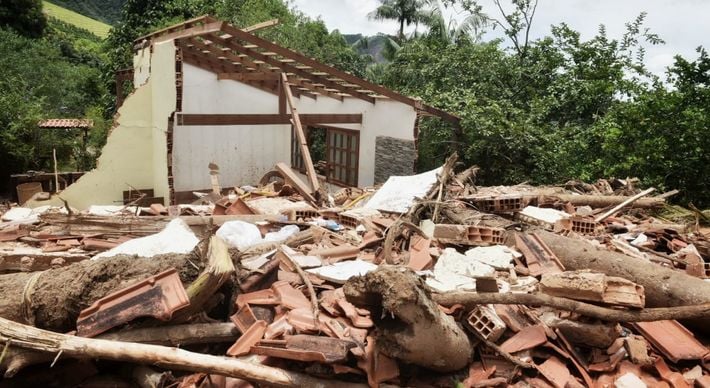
[{"left": 291, "top": 0, "right": 708, "bottom": 75}]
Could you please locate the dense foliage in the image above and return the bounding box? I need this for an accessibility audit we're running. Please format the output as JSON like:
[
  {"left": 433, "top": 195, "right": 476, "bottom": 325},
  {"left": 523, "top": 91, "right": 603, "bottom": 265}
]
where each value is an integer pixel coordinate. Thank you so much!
[
  {"left": 0, "top": 19, "right": 108, "bottom": 190},
  {"left": 0, "top": 0, "right": 47, "bottom": 37},
  {"left": 377, "top": 3, "right": 709, "bottom": 206}
]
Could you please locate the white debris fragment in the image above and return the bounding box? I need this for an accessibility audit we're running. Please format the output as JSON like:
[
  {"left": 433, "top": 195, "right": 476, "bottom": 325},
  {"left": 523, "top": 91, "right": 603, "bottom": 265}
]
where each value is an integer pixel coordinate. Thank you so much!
[
  {"left": 426, "top": 248, "right": 496, "bottom": 292},
  {"left": 217, "top": 220, "right": 263, "bottom": 250},
  {"left": 614, "top": 372, "right": 647, "bottom": 388},
  {"left": 364, "top": 167, "right": 442, "bottom": 213},
  {"left": 94, "top": 218, "right": 199, "bottom": 259},
  {"left": 264, "top": 225, "right": 300, "bottom": 243},
  {"left": 464, "top": 245, "right": 519, "bottom": 269},
  {"left": 241, "top": 249, "right": 276, "bottom": 271},
  {"left": 520, "top": 206, "right": 571, "bottom": 224},
  {"left": 306, "top": 259, "right": 377, "bottom": 284},
  {"left": 1, "top": 207, "right": 33, "bottom": 222}
]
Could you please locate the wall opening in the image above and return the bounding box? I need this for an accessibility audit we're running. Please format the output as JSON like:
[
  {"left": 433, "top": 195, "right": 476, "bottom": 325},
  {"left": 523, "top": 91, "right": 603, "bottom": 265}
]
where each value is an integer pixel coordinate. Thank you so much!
[{"left": 291, "top": 125, "right": 359, "bottom": 186}]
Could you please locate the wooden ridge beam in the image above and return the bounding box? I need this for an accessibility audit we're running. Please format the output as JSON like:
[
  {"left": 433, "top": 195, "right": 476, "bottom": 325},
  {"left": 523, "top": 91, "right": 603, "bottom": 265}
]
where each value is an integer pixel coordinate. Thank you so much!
[
  {"left": 153, "top": 21, "right": 224, "bottom": 44},
  {"left": 176, "top": 113, "right": 362, "bottom": 126},
  {"left": 134, "top": 15, "right": 217, "bottom": 45}
]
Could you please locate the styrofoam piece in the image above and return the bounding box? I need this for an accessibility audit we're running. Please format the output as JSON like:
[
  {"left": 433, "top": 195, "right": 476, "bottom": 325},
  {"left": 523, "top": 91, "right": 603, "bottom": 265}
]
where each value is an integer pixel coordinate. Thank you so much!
[
  {"left": 306, "top": 259, "right": 377, "bottom": 284},
  {"left": 520, "top": 206, "right": 571, "bottom": 224},
  {"left": 464, "top": 245, "right": 518, "bottom": 270},
  {"left": 94, "top": 218, "right": 199, "bottom": 259},
  {"left": 364, "top": 167, "right": 442, "bottom": 213},
  {"left": 216, "top": 220, "right": 263, "bottom": 250}
]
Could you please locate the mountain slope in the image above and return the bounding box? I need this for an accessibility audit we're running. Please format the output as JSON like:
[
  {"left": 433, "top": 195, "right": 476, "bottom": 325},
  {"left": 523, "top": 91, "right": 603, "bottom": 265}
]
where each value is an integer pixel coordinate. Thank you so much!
[
  {"left": 43, "top": 1, "right": 111, "bottom": 38},
  {"left": 44, "top": 0, "right": 124, "bottom": 25}
]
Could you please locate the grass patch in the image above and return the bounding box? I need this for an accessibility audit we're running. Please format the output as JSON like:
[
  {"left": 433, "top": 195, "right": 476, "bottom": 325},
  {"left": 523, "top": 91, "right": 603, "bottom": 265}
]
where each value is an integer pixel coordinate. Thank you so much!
[{"left": 43, "top": 1, "right": 111, "bottom": 38}]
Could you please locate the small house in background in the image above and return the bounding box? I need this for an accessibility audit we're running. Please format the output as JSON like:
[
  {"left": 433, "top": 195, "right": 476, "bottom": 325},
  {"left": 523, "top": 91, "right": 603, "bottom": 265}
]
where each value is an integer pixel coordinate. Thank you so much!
[{"left": 37, "top": 16, "right": 457, "bottom": 209}]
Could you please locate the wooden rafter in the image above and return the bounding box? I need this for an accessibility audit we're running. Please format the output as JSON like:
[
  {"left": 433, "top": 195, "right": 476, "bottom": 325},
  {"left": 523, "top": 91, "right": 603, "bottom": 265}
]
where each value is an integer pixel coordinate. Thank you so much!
[
  {"left": 184, "top": 38, "right": 316, "bottom": 100},
  {"left": 180, "top": 46, "right": 280, "bottom": 96},
  {"left": 205, "top": 34, "right": 369, "bottom": 103},
  {"left": 242, "top": 19, "right": 279, "bottom": 33}
]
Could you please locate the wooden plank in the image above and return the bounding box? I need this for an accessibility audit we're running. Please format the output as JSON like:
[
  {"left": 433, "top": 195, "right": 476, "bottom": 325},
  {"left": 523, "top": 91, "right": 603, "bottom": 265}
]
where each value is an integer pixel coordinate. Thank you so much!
[
  {"left": 176, "top": 113, "right": 362, "bottom": 126},
  {"left": 242, "top": 19, "right": 279, "bottom": 33},
  {"left": 218, "top": 72, "right": 281, "bottom": 81},
  {"left": 275, "top": 162, "right": 316, "bottom": 203},
  {"left": 153, "top": 21, "right": 224, "bottom": 44},
  {"left": 281, "top": 74, "right": 319, "bottom": 194},
  {"left": 134, "top": 15, "right": 216, "bottom": 45}
]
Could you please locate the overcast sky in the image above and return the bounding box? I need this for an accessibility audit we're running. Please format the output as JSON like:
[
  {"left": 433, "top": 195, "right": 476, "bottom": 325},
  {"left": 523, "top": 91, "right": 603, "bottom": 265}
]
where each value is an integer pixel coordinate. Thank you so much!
[{"left": 290, "top": 0, "right": 709, "bottom": 77}]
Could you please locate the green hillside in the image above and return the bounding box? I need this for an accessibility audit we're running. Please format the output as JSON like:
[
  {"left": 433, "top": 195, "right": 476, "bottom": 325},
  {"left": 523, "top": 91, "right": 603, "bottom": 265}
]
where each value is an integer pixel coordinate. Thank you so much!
[
  {"left": 43, "top": 1, "right": 111, "bottom": 38},
  {"left": 46, "top": 0, "right": 124, "bottom": 25}
]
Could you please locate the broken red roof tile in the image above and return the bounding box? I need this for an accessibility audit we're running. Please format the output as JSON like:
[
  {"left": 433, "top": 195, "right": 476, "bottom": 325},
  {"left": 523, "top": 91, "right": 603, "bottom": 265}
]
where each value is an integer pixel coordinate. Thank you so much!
[
  {"left": 230, "top": 304, "right": 258, "bottom": 334},
  {"left": 235, "top": 289, "right": 279, "bottom": 309},
  {"left": 336, "top": 298, "right": 373, "bottom": 329},
  {"left": 536, "top": 356, "right": 572, "bottom": 388},
  {"left": 251, "top": 335, "right": 356, "bottom": 363},
  {"left": 271, "top": 281, "right": 311, "bottom": 310},
  {"left": 407, "top": 235, "right": 433, "bottom": 271},
  {"left": 633, "top": 320, "right": 708, "bottom": 363},
  {"left": 226, "top": 320, "right": 267, "bottom": 357},
  {"left": 77, "top": 268, "right": 189, "bottom": 337},
  {"left": 500, "top": 324, "right": 548, "bottom": 354}
]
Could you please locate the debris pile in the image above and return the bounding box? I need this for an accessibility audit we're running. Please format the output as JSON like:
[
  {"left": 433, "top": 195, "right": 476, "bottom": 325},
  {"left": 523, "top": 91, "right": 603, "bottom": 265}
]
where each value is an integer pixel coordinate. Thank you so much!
[{"left": 1, "top": 154, "right": 709, "bottom": 387}]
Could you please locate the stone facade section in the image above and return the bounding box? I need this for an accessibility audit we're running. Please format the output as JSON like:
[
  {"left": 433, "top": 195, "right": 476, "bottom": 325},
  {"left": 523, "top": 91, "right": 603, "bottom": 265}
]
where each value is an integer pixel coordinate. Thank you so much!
[{"left": 374, "top": 136, "right": 416, "bottom": 184}]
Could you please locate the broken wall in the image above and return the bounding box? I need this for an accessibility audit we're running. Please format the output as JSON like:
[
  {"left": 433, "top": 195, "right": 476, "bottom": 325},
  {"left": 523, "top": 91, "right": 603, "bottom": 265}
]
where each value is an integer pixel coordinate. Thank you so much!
[{"left": 26, "top": 42, "right": 176, "bottom": 209}]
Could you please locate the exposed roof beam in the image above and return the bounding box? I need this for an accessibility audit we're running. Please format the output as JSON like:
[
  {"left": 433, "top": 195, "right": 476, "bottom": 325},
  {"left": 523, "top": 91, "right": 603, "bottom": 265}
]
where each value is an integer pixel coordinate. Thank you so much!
[
  {"left": 243, "top": 19, "right": 279, "bottom": 33},
  {"left": 185, "top": 38, "right": 316, "bottom": 99},
  {"left": 206, "top": 34, "right": 374, "bottom": 103},
  {"left": 176, "top": 113, "right": 362, "bottom": 126}
]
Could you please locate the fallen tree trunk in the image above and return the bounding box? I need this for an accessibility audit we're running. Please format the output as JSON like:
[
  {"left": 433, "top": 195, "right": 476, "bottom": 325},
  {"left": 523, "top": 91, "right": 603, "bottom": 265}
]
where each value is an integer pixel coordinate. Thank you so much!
[
  {"left": 0, "top": 317, "right": 365, "bottom": 388},
  {"left": 433, "top": 292, "right": 710, "bottom": 322},
  {"left": 344, "top": 266, "right": 473, "bottom": 372},
  {"left": 544, "top": 194, "right": 664, "bottom": 208},
  {"left": 1, "top": 323, "right": 241, "bottom": 377},
  {"left": 535, "top": 231, "right": 710, "bottom": 330},
  {"left": 0, "top": 253, "right": 200, "bottom": 332}
]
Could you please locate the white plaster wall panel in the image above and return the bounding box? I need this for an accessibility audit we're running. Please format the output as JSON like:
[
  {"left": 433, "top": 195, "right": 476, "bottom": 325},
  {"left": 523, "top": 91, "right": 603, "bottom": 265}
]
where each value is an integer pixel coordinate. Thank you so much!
[
  {"left": 133, "top": 47, "right": 151, "bottom": 87},
  {"left": 150, "top": 41, "right": 177, "bottom": 202},
  {"left": 182, "top": 63, "right": 276, "bottom": 114},
  {"left": 180, "top": 62, "right": 418, "bottom": 187},
  {"left": 172, "top": 124, "right": 291, "bottom": 191}
]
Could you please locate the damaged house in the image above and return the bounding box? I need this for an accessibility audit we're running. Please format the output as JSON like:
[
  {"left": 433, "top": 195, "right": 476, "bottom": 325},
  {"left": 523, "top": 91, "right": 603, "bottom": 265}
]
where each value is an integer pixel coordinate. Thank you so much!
[{"left": 40, "top": 16, "right": 457, "bottom": 209}]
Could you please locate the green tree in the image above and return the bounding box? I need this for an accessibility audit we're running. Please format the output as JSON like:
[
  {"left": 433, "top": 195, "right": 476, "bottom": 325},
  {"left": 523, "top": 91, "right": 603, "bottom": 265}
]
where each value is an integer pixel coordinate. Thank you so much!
[
  {"left": 0, "top": 0, "right": 47, "bottom": 38},
  {"left": 369, "top": 0, "right": 429, "bottom": 41}
]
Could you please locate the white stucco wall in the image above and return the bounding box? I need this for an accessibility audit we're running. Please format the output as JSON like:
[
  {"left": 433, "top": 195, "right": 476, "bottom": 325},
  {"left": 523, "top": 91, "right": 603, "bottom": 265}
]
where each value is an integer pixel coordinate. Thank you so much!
[{"left": 177, "top": 63, "right": 417, "bottom": 189}]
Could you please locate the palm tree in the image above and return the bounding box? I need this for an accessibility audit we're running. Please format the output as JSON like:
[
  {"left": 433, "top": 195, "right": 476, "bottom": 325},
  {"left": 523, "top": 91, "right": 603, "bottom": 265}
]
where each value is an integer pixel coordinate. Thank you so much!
[
  {"left": 419, "top": 0, "right": 487, "bottom": 45},
  {"left": 368, "top": 0, "right": 429, "bottom": 41}
]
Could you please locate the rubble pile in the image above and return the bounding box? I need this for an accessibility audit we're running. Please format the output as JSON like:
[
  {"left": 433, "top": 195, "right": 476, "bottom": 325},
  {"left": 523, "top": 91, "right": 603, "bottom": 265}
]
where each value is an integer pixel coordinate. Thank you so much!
[{"left": 1, "top": 155, "right": 709, "bottom": 388}]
